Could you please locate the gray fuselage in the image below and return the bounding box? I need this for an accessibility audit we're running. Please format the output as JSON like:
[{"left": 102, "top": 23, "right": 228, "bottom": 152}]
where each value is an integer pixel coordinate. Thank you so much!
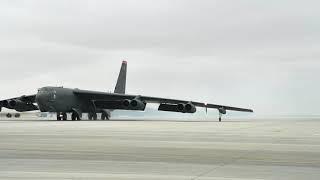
[{"left": 36, "top": 86, "right": 93, "bottom": 113}]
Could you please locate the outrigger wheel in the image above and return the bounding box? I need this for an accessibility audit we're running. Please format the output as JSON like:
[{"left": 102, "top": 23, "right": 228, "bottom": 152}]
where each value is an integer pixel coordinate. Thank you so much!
[{"left": 218, "top": 107, "right": 226, "bottom": 122}]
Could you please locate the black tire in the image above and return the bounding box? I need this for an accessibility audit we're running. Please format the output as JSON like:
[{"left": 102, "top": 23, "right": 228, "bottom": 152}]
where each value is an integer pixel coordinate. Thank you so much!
[
  {"left": 88, "top": 112, "right": 97, "bottom": 120},
  {"left": 72, "top": 112, "right": 81, "bottom": 121},
  {"left": 71, "top": 113, "right": 76, "bottom": 121},
  {"left": 101, "top": 112, "right": 109, "bottom": 120},
  {"left": 6, "top": 113, "right": 12, "bottom": 118},
  {"left": 93, "top": 113, "right": 97, "bottom": 120},
  {"left": 57, "top": 113, "right": 61, "bottom": 121},
  {"left": 101, "top": 113, "right": 106, "bottom": 120},
  {"left": 88, "top": 113, "right": 93, "bottom": 120},
  {"left": 62, "top": 113, "right": 67, "bottom": 121}
]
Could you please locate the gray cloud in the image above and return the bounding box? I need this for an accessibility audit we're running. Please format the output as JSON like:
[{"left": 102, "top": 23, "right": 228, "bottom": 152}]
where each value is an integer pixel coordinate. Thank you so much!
[{"left": 1, "top": 0, "right": 319, "bottom": 116}]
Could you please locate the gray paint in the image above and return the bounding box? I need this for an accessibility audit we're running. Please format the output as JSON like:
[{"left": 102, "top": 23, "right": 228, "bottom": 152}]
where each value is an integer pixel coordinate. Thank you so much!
[{"left": 0, "top": 62, "right": 252, "bottom": 121}]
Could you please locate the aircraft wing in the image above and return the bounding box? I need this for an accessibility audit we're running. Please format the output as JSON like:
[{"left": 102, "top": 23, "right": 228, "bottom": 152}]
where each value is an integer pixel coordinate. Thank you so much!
[
  {"left": 0, "top": 95, "right": 38, "bottom": 112},
  {"left": 73, "top": 89, "right": 253, "bottom": 113}
]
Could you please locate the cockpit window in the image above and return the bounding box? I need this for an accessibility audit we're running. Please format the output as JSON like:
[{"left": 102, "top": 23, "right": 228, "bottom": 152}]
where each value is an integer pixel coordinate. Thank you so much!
[{"left": 38, "top": 89, "right": 45, "bottom": 93}]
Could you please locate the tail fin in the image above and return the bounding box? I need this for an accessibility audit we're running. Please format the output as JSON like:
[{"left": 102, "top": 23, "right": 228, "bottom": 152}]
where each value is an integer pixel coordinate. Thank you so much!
[{"left": 114, "top": 61, "right": 127, "bottom": 94}]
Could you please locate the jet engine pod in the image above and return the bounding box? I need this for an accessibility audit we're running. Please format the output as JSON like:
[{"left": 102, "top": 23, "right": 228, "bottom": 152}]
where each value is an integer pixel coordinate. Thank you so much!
[
  {"left": 130, "top": 99, "right": 145, "bottom": 108},
  {"left": 8, "top": 100, "right": 18, "bottom": 108},
  {"left": 2, "top": 100, "right": 9, "bottom": 108},
  {"left": 218, "top": 107, "right": 227, "bottom": 114},
  {"left": 177, "top": 103, "right": 185, "bottom": 112},
  {"left": 158, "top": 103, "right": 178, "bottom": 112},
  {"left": 122, "top": 99, "right": 131, "bottom": 107},
  {"left": 6, "top": 99, "right": 37, "bottom": 112},
  {"left": 158, "top": 103, "right": 196, "bottom": 114},
  {"left": 122, "top": 99, "right": 146, "bottom": 111},
  {"left": 185, "top": 103, "right": 197, "bottom": 113}
]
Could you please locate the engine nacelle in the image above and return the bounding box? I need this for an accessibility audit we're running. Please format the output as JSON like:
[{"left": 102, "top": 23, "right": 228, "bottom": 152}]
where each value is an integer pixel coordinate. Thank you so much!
[
  {"left": 8, "top": 100, "right": 18, "bottom": 108},
  {"left": 6, "top": 99, "right": 37, "bottom": 112},
  {"left": 218, "top": 107, "right": 226, "bottom": 114},
  {"left": 2, "top": 100, "right": 9, "bottom": 108},
  {"left": 177, "top": 103, "right": 185, "bottom": 112},
  {"left": 122, "top": 99, "right": 146, "bottom": 111},
  {"left": 122, "top": 99, "right": 131, "bottom": 107},
  {"left": 185, "top": 103, "right": 197, "bottom": 113},
  {"left": 158, "top": 103, "right": 197, "bottom": 113}
]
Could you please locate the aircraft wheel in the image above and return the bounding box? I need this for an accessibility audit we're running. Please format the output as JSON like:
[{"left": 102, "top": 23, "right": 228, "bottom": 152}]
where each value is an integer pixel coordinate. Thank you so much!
[
  {"left": 93, "top": 113, "right": 97, "bottom": 120},
  {"left": 71, "top": 113, "right": 77, "bottom": 121},
  {"left": 88, "top": 112, "right": 97, "bottom": 120},
  {"left": 56, "top": 113, "right": 62, "bottom": 121},
  {"left": 62, "top": 113, "right": 67, "bottom": 121},
  {"left": 101, "top": 112, "right": 109, "bottom": 120},
  {"left": 101, "top": 114, "right": 106, "bottom": 120},
  {"left": 88, "top": 113, "right": 93, "bottom": 120},
  {"left": 71, "top": 114, "right": 76, "bottom": 121},
  {"left": 72, "top": 112, "right": 81, "bottom": 121},
  {"left": 218, "top": 113, "right": 222, "bottom": 122}
]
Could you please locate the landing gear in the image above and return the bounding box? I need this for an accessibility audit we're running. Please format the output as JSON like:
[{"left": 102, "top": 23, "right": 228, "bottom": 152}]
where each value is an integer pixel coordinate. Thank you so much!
[
  {"left": 62, "top": 113, "right": 67, "bottom": 120},
  {"left": 101, "top": 112, "right": 110, "bottom": 120},
  {"left": 56, "top": 113, "right": 61, "bottom": 121},
  {"left": 218, "top": 108, "right": 226, "bottom": 122},
  {"left": 88, "top": 112, "right": 97, "bottom": 120},
  {"left": 71, "top": 108, "right": 82, "bottom": 121},
  {"left": 56, "top": 109, "right": 81, "bottom": 121},
  {"left": 57, "top": 112, "right": 67, "bottom": 120},
  {"left": 71, "top": 112, "right": 81, "bottom": 121}
]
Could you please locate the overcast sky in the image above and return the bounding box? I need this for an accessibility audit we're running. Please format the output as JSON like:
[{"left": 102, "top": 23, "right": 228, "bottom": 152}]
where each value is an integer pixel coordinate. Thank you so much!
[{"left": 0, "top": 0, "right": 319, "bottom": 117}]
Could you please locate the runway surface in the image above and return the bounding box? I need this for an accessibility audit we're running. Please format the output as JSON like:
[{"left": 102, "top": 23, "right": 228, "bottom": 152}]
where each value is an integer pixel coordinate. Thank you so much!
[{"left": 0, "top": 118, "right": 320, "bottom": 180}]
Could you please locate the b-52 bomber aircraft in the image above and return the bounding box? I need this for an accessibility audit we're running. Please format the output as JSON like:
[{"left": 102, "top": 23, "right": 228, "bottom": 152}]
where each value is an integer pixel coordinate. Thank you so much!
[{"left": 0, "top": 61, "right": 253, "bottom": 121}]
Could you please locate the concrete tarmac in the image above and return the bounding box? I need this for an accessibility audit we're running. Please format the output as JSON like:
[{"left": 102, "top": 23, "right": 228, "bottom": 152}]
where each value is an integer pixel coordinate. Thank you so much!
[{"left": 0, "top": 118, "right": 320, "bottom": 180}]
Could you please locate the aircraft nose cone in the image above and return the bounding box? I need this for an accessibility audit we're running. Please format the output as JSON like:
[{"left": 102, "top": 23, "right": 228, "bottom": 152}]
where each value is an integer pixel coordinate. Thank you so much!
[
  {"left": 36, "top": 91, "right": 53, "bottom": 112},
  {"left": 36, "top": 92, "right": 46, "bottom": 111}
]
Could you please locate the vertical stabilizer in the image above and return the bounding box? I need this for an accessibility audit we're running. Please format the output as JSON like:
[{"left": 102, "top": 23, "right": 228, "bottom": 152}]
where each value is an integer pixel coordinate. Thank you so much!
[{"left": 114, "top": 61, "right": 127, "bottom": 94}]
